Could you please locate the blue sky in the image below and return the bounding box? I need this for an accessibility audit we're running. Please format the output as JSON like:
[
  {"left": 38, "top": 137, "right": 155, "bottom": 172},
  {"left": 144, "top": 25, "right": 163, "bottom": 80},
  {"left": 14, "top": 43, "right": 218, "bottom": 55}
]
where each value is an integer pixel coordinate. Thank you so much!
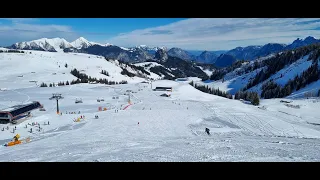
[{"left": 1, "top": 18, "right": 320, "bottom": 50}]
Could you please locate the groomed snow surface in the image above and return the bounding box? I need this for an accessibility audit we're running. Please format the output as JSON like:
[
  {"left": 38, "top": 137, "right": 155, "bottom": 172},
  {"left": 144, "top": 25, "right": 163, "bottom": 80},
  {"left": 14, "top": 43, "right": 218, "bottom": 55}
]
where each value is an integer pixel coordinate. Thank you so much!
[{"left": 1, "top": 51, "right": 320, "bottom": 161}]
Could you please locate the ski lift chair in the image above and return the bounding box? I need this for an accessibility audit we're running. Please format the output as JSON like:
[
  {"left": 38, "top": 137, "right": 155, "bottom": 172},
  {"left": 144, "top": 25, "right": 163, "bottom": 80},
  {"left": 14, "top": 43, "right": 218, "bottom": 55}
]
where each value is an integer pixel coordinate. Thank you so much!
[{"left": 75, "top": 98, "right": 83, "bottom": 103}]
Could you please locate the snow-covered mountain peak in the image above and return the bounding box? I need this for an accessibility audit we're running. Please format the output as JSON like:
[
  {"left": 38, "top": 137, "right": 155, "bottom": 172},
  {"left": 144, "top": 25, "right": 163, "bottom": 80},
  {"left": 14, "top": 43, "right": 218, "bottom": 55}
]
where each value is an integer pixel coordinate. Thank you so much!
[
  {"left": 11, "top": 37, "right": 72, "bottom": 52},
  {"left": 137, "top": 45, "right": 147, "bottom": 48},
  {"left": 70, "top": 37, "right": 92, "bottom": 49},
  {"left": 78, "top": 37, "right": 87, "bottom": 41}
]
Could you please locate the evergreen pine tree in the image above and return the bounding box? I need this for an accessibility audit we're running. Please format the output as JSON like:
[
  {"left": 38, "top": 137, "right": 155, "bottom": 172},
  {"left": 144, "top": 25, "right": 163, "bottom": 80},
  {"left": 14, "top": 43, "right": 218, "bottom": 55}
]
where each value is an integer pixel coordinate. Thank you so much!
[{"left": 251, "top": 93, "right": 260, "bottom": 106}]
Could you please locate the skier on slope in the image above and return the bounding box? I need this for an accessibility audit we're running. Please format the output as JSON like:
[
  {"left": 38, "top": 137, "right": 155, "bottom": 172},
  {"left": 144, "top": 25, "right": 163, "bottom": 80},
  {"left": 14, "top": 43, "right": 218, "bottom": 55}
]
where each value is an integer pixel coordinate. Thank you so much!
[
  {"left": 205, "top": 128, "right": 210, "bottom": 135},
  {"left": 13, "top": 134, "right": 20, "bottom": 142}
]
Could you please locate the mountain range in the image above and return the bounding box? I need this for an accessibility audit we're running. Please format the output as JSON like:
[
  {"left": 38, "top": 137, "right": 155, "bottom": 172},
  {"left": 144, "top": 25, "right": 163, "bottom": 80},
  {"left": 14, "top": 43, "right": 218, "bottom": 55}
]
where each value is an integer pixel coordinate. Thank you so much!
[
  {"left": 7, "top": 36, "right": 320, "bottom": 67},
  {"left": 9, "top": 37, "right": 112, "bottom": 53},
  {"left": 225, "top": 36, "right": 320, "bottom": 61}
]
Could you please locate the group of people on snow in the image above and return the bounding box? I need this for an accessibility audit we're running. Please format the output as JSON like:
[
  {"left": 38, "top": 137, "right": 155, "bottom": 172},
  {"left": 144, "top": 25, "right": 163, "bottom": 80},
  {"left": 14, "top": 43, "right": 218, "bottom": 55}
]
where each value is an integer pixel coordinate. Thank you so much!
[{"left": 65, "top": 111, "right": 81, "bottom": 114}]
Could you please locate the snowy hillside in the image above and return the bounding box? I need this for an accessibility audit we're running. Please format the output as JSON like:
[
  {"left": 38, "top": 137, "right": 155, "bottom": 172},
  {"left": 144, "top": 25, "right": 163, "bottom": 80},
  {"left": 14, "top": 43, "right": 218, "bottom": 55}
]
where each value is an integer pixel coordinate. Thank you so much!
[
  {"left": 198, "top": 61, "right": 265, "bottom": 94},
  {"left": 199, "top": 45, "right": 320, "bottom": 98},
  {"left": 205, "top": 54, "right": 313, "bottom": 95},
  {"left": 129, "top": 45, "right": 164, "bottom": 52},
  {"left": 288, "top": 79, "right": 320, "bottom": 99},
  {"left": 134, "top": 62, "right": 164, "bottom": 79},
  {"left": 197, "top": 66, "right": 214, "bottom": 76},
  {"left": 248, "top": 55, "right": 313, "bottom": 94},
  {"left": 0, "top": 49, "right": 151, "bottom": 90}
]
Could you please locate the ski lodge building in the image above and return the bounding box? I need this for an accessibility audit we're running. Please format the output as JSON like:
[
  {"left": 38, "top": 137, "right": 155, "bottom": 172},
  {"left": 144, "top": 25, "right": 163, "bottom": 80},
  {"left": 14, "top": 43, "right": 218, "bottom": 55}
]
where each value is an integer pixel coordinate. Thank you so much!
[
  {"left": 0, "top": 101, "right": 42, "bottom": 124},
  {"left": 153, "top": 87, "right": 173, "bottom": 92}
]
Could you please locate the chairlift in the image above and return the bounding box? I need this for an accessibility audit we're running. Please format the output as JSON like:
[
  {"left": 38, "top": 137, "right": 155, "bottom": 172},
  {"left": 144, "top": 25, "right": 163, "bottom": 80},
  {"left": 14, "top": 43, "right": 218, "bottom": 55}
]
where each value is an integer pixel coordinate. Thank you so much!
[{"left": 75, "top": 98, "right": 83, "bottom": 103}]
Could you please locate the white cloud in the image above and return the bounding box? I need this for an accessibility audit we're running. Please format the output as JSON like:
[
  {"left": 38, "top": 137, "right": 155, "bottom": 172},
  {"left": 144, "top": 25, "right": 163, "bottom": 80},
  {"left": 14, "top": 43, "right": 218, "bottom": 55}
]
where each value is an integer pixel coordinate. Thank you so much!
[
  {"left": 107, "top": 18, "right": 320, "bottom": 50},
  {"left": 0, "top": 18, "right": 39, "bottom": 23},
  {"left": 0, "top": 19, "right": 79, "bottom": 46}
]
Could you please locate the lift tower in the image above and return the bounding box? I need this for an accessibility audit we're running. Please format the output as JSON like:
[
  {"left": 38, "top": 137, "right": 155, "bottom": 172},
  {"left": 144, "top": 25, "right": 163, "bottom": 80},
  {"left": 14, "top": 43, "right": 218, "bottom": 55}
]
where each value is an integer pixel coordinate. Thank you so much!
[{"left": 49, "top": 93, "right": 64, "bottom": 114}]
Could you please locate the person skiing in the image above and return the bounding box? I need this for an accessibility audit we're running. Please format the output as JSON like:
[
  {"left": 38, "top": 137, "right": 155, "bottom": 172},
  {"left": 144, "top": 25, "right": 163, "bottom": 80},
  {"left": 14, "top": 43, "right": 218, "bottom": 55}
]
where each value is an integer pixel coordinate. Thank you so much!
[
  {"left": 205, "top": 128, "right": 210, "bottom": 135},
  {"left": 13, "top": 134, "right": 20, "bottom": 142}
]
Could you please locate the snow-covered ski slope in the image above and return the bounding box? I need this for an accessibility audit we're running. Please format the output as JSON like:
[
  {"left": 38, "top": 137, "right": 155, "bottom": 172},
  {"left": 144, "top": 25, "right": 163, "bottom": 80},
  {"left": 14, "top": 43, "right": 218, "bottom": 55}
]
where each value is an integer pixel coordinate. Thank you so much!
[
  {"left": 0, "top": 49, "right": 151, "bottom": 90},
  {"left": 1, "top": 50, "right": 320, "bottom": 161},
  {"left": 1, "top": 78, "right": 320, "bottom": 161}
]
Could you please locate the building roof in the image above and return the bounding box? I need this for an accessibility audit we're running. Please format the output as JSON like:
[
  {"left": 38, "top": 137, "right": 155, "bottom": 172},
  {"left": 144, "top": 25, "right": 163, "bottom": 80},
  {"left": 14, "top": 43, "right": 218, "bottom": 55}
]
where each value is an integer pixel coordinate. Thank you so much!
[
  {"left": 155, "top": 87, "right": 172, "bottom": 89},
  {"left": 0, "top": 102, "right": 37, "bottom": 112}
]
